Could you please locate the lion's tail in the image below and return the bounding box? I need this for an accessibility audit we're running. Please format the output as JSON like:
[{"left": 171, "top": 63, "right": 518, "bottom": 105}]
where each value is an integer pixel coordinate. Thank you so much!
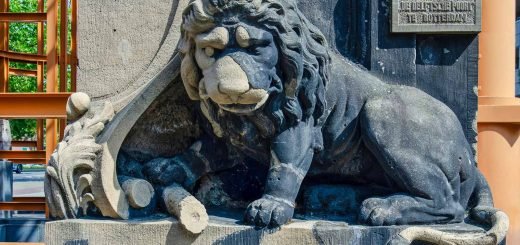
[{"left": 388, "top": 171, "right": 509, "bottom": 245}]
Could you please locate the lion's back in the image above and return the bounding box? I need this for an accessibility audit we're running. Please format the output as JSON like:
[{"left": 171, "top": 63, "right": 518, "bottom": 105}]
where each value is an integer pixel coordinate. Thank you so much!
[
  {"left": 361, "top": 85, "right": 470, "bottom": 179},
  {"left": 319, "top": 54, "right": 470, "bottom": 180}
]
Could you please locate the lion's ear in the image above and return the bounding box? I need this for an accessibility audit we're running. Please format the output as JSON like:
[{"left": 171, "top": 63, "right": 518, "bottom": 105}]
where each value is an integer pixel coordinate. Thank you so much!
[{"left": 181, "top": 54, "right": 202, "bottom": 100}]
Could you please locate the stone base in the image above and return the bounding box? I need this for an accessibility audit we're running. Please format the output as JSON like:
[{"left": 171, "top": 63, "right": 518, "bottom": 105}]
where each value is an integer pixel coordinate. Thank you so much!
[{"left": 45, "top": 211, "right": 487, "bottom": 245}]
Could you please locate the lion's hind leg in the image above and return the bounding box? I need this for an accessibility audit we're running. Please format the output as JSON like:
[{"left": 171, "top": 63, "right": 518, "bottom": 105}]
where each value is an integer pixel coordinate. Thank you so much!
[
  {"left": 356, "top": 154, "right": 466, "bottom": 225},
  {"left": 359, "top": 194, "right": 464, "bottom": 226},
  {"left": 358, "top": 96, "right": 467, "bottom": 226}
]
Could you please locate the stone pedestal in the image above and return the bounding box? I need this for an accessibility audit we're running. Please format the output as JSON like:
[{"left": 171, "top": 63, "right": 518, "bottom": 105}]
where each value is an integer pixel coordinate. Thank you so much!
[{"left": 45, "top": 212, "right": 487, "bottom": 245}]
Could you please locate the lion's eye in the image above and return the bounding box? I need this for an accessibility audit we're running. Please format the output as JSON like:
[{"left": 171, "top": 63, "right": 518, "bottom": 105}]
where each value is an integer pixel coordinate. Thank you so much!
[{"left": 204, "top": 47, "right": 215, "bottom": 57}]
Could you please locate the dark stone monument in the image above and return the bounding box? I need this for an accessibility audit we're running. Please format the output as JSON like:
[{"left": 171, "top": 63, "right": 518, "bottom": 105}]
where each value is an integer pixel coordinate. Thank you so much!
[{"left": 44, "top": 0, "right": 508, "bottom": 244}]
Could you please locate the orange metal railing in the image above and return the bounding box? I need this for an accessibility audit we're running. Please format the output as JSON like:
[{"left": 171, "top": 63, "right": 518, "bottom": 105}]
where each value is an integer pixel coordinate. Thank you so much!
[{"left": 0, "top": 0, "right": 77, "bottom": 224}]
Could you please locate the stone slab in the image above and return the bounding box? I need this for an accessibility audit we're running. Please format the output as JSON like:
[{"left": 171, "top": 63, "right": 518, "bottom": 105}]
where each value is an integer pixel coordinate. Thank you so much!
[
  {"left": 391, "top": 0, "right": 481, "bottom": 33},
  {"left": 45, "top": 212, "right": 486, "bottom": 245},
  {"left": 77, "top": 0, "right": 186, "bottom": 111}
]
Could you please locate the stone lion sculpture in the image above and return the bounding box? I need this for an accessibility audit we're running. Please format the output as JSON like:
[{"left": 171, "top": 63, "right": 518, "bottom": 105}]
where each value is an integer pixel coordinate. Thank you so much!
[
  {"left": 45, "top": 0, "right": 508, "bottom": 243},
  {"left": 176, "top": 0, "right": 484, "bottom": 226},
  {"left": 170, "top": 0, "right": 506, "bottom": 239}
]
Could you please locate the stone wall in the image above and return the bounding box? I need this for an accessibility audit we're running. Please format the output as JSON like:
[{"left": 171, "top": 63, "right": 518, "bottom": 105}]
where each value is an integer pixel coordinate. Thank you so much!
[{"left": 77, "top": 0, "right": 184, "bottom": 111}]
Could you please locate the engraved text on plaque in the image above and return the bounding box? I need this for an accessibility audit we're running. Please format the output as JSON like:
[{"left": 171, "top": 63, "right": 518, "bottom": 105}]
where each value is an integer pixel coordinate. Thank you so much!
[{"left": 391, "top": 0, "right": 481, "bottom": 33}]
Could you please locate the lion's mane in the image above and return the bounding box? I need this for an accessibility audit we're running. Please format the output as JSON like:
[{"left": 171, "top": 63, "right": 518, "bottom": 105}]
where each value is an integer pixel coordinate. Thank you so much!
[{"left": 179, "top": 0, "right": 330, "bottom": 129}]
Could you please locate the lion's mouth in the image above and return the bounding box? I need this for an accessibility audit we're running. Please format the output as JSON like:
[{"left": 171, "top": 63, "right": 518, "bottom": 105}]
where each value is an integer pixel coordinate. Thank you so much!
[{"left": 218, "top": 93, "right": 269, "bottom": 114}]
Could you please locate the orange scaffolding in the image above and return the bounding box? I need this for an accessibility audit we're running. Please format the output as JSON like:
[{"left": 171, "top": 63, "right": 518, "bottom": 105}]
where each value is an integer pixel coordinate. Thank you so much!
[{"left": 0, "top": 0, "right": 77, "bottom": 227}]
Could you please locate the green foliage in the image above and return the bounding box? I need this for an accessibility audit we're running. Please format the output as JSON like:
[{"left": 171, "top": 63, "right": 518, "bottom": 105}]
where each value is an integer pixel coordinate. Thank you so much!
[
  {"left": 9, "top": 0, "right": 39, "bottom": 55},
  {"left": 9, "top": 0, "right": 38, "bottom": 13},
  {"left": 8, "top": 63, "right": 37, "bottom": 93},
  {"left": 9, "top": 119, "right": 37, "bottom": 140},
  {"left": 9, "top": 24, "right": 37, "bottom": 54},
  {"left": 8, "top": 0, "right": 38, "bottom": 140}
]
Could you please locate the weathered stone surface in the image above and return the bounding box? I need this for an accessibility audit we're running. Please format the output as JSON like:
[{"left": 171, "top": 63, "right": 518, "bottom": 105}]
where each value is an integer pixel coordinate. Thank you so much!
[
  {"left": 303, "top": 185, "right": 394, "bottom": 222},
  {"left": 163, "top": 183, "right": 209, "bottom": 234},
  {"left": 391, "top": 0, "right": 481, "bottom": 33},
  {"left": 45, "top": 55, "right": 185, "bottom": 220},
  {"left": 77, "top": 0, "right": 187, "bottom": 111},
  {"left": 45, "top": 213, "right": 490, "bottom": 245},
  {"left": 66, "top": 92, "right": 91, "bottom": 121},
  {"left": 120, "top": 177, "right": 155, "bottom": 209},
  {"left": 119, "top": 78, "right": 201, "bottom": 163},
  {"left": 45, "top": 99, "right": 117, "bottom": 219},
  {"left": 0, "top": 120, "right": 11, "bottom": 151}
]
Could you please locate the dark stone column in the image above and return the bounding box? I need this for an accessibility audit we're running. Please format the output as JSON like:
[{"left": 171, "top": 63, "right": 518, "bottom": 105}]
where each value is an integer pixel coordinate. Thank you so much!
[{"left": 0, "top": 119, "right": 12, "bottom": 219}]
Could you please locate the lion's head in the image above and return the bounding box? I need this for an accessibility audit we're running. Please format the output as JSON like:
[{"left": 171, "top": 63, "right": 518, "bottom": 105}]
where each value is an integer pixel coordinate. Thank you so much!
[{"left": 179, "top": 0, "right": 330, "bottom": 133}]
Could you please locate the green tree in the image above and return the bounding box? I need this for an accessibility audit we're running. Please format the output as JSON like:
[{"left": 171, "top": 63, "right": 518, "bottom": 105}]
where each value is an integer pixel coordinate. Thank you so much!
[{"left": 8, "top": 0, "right": 39, "bottom": 140}]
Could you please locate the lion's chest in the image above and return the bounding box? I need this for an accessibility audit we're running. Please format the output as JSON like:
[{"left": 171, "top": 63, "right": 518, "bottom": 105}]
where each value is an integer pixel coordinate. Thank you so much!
[{"left": 219, "top": 114, "right": 270, "bottom": 164}]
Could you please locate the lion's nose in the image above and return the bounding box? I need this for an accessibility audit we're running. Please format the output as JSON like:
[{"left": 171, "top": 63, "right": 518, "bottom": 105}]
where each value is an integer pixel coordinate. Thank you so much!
[{"left": 212, "top": 56, "right": 250, "bottom": 96}]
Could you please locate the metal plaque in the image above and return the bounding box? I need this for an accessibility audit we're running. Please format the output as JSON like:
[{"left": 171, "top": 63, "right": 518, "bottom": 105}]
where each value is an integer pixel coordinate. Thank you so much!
[{"left": 391, "top": 0, "right": 481, "bottom": 33}]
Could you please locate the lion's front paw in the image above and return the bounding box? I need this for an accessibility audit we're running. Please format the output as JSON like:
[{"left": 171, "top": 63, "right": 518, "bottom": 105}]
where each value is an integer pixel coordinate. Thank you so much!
[
  {"left": 359, "top": 197, "right": 400, "bottom": 226},
  {"left": 244, "top": 196, "right": 295, "bottom": 228}
]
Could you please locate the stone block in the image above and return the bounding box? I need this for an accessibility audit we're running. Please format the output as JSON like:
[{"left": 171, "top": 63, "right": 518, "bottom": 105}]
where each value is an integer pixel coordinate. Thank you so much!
[
  {"left": 45, "top": 212, "right": 488, "bottom": 245},
  {"left": 77, "top": 0, "right": 187, "bottom": 111}
]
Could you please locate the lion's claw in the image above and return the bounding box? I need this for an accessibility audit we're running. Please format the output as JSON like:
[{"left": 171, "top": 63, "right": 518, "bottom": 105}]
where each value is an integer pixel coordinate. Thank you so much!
[{"left": 245, "top": 197, "right": 294, "bottom": 228}]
